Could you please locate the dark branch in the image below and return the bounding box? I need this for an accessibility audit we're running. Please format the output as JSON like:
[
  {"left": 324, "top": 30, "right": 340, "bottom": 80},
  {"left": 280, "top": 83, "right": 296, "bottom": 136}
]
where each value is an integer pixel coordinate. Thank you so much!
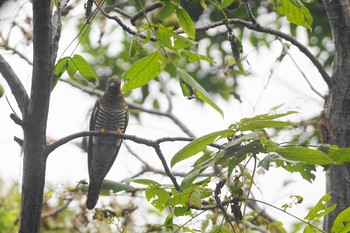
[
  {"left": 10, "top": 113, "right": 23, "bottom": 126},
  {"left": 46, "top": 130, "right": 200, "bottom": 155},
  {"left": 41, "top": 198, "right": 73, "bottom": 219},
  {"left": 244, "top": 1, "right": 259, "bottom": 25},
  {"left": 154, "top": 144, "right": 180, "bottom": 190},
  {"left": 98, "top": 6, "right": 157, "bottom": 42},
  {"left": 0, "top": 55, "right": 29, "bottom": 115},
  {"left": 130, "top": 2, "right": 163, "bottom": 26},
  {"left": 14, "top": 136, "right": 24, "bottom": 147},
  {"left": 46, "top": 130, "right": 186, "bottom": 191}
]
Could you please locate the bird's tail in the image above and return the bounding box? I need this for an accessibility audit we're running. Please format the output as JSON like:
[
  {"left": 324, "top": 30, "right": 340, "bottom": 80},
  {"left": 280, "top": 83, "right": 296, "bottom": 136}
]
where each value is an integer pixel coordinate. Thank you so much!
[{"left": 86, "top": 180, "right": 101, "bottom": 210}]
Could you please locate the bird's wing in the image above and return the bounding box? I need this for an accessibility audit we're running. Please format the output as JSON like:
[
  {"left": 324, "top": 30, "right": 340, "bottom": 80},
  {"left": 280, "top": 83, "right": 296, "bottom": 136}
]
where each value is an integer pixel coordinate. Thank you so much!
[{"left": 88, "top": 99, "right": 100, "bottom": 177}]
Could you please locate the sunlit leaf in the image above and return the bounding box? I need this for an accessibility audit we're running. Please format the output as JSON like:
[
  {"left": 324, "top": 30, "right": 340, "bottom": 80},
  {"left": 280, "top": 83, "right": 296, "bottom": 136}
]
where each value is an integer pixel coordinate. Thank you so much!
[
  {"left": 221, "top": 0, "right": 235, "bottom": 9},
  {"left": 234, "top": 111, "right": 298, "bottom": 131},
  {"left": 181, "top": 50, "right": 215, "bottom": 63},
  {"left": 276, "top": 0, "right": 313, "bottom": 29},
  {"left": 122, "top": 51, "right": 167, "bottom": 91},
  {"left": 71, "top": 54, "right": 97, "bottom": 84},
  {"left": 132, "top": 179, "right": 161, "bottom": 187},
  {"left": 189, "top": 189, "right": 201, "bottom": 208},
  {"left": 145, "top": 187, "right": 171, "bottom": 211},
  {"left": 331, "top": 207, "right": 350, "bottom": 233},
  {"left": 158, "top": 1, "right": 175, "bottom": 21},
  {"left": 171, "top": 129, "right": 233, "bottom": 167},
  {"left": 52, "top": 57, "right": 70, "bottom": 90},
  {"left": 304, "top": 193, "right": 336, "bottom": 221},
  {"left": 66, "top": 58, "right": 78, "bottom": 79},
  {"left": 129, "top": 37, "right": 142, "bottom": 58},
  {"left": 177, "top": 68, "right": 223, "bottom": 116},
  {"left": 174, "top": 206, "right": 192, "bottom": 216},
  {"left": 154, "top": 24, "right": 196, "bottom": 49},
  {"left": 328, "top": 148, "right": 350, "bottom": 165},
  {"left": 175, "top": 6, "right": 195, "bottom": 39},
  {"left": 276, "top": 147, "right": 335, "bottom": 165},
  {"left": 277, "top": 160, "right": 316, "bottom": 182}
]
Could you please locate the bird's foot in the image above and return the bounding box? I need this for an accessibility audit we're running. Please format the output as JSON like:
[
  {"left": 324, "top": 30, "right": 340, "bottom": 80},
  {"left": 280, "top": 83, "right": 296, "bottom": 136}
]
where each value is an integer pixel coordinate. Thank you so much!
[
  {"left": 99, "top": 128, "right": 106, "bottom": 133},
  {"left": 116, "top": 129, "right": 123, "bottom": 135}
]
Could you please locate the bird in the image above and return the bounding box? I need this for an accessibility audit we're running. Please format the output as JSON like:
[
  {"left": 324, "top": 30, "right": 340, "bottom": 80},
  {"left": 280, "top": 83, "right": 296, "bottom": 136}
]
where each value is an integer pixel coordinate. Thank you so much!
[{"left": 86, "top": 77, "right": 129, "bottom": 210}]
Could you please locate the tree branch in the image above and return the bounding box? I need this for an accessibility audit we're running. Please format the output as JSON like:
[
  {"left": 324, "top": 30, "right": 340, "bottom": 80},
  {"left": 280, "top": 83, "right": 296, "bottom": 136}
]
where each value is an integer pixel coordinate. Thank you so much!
[
  {"left": 130, "top": 2, "right": 163, "bottom": 26},
  {"left": 0, "top": 54, "right": 29, "bottom": 115},
  {"left": 174, "top": 19, "right": 332, "bottom": 88},
  {"left": 97, "top": 5, "right": 157, "bottom": 42},
  {"left": 41, "top": 198, "right": 73, "bottom": 219},
  {"left": 46, "top": 130, "right": 186, "bottom": 191}
]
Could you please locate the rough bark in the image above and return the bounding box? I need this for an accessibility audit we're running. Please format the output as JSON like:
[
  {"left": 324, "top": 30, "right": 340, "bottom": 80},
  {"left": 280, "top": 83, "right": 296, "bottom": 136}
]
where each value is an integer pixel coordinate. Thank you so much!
[
  {"left": 322, "top": 0, "right": 350, "bottom": 231},
  {"left": 19, "top": 0, "right": 53, "bottom": 232}
]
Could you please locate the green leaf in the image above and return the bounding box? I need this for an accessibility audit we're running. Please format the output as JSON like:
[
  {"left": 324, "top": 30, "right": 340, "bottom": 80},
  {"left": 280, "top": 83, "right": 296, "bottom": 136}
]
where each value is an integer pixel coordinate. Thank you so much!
[
  {"left": 275, "top": 0, "right": 313, "bottom": 29},
  {"left": 232, "top": 111, "right": 298, "bottom": 131},
  {"left": 189, "top": 189, "right": 201, "bottom": 208},
  {"left": 175, "top": 6, "right": 195, "bottom": 39},
  {"left": 174, "top": 206, "right": 192, "bottom": 216},
  {"left": 276, "top": 147, "right": 335, "bottom": 165},
  {"left": 331, "top": 207, "right": 350, "bottom": 233},
  {"left": 328, "top": 148, "right": 350, "bottom": 165},
  {"left": 304, "top": 193, "right": 336, "bottom": 221},
  {"left": 181, "top": 167, "right": 206, "bottom": 190},
  {"left": 171, "top": 129, "right": 234, "bottom": 167},
  {"left": 52, "top": 57, "right": 70, "bottom": 90},
  {"left": 132, "top": 179, "right": 161, "bottom": 187},
  {"left": 145, "top": 187, "right": 171, "bottom": 211},
  {"left": 181, "top": 50, "right": 215, "bottom": 64},
  {"left": 239, "top": 120, "right": 297, "bottom": 131},
  {"left": 278, "top": 161, "right": 316, "bottom": 182},
  {"left": 177, "top": 68, "right": 224, "bottom": 116},
  {"left": 99, "top": 180, "right": 132, "bottom": 195},
  {"left": 258, "top": 154, "right": 280, "bottom": 170},
  {"left": 154, "top": 24, "right": 196, "bottom": 49},
  {"left": 221, "top": 0, "right": 235, "bottom": 9},
  {"left": 66, "top": 58, "right": 78, "bottom": 79},
  {"left": 122, "top": 51, "right": 167, "bottom": 91},
  {"left": 129, "top": 37, "right": 142, "bottom": 58},
  {"left": 158, "top": 1, "right": 175, "bottom": 21},
  {"left": 54, "top": 57, "right": 70, "bottom": 77},
  {"left": 71, "top": 54, "right": 97, "bottom": 84}
]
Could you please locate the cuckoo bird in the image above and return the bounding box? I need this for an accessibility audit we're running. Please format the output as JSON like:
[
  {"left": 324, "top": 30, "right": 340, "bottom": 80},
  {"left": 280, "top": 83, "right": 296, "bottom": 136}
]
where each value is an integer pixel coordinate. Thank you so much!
[{"left": 86, "top": 77, "right": 129, "bottom": 210}]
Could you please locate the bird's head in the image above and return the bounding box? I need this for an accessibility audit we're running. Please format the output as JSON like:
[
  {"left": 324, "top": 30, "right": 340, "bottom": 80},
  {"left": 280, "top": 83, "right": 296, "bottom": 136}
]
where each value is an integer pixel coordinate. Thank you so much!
[{"left": 106, "top": 77, "right": 122, "bottom": 98}]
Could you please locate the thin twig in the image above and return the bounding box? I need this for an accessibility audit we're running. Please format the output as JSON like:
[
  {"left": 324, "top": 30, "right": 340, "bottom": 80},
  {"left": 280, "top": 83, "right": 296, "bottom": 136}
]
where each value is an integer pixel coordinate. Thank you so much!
[
  {"left": 243, "top": 1, "right": 258, "bottom": 25},
  {"left": 214, "top": 180, "right": 237, "bottom": 232},
  {"left": 41, "top": 198, "right": 73, "bottom": 219},
  {"left": 154, "top": 144, "right": 180, "bottom": 190},
  {"left": 130, "top": 2, "right": 163, "bottom": 26},
  {"left": 250, "top": 198, "right": 327, "bottom": 233},
  {"left": 279, "top": 39, "right": 324, "bottom": 98},
  {"left": 0, "top": 42, "right": 33, "bottom": 65},
  {"left": 97, "top": 5, "right": 157, "bottom": 42}
]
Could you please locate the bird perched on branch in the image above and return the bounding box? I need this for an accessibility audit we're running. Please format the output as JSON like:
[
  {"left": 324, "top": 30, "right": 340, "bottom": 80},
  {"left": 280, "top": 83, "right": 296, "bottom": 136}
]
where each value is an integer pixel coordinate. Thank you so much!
[{"left": 86, "top": 77, "right": 129, "bottom": 210}]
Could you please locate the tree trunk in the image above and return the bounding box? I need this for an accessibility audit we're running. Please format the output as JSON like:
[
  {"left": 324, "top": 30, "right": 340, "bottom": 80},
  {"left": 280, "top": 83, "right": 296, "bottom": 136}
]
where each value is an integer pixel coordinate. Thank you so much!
[
  {"left": 322, "top": 0, "right": 350, "bottom": 231},
  {"left": 19, "top": 0, "right": 53, "bottom": 232}
]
